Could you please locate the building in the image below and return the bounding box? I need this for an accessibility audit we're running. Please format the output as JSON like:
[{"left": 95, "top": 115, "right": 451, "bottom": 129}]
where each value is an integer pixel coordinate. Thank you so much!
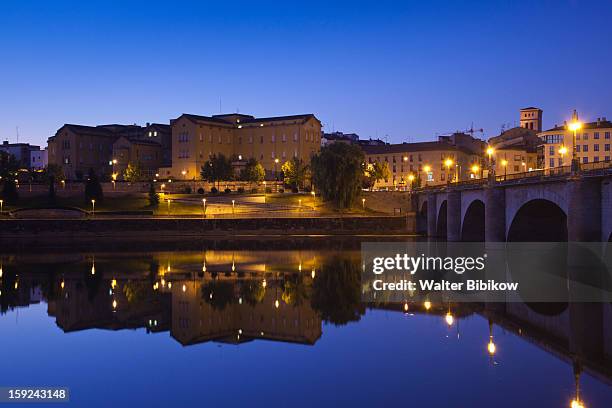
[
  {"left": 321, "top": 131, "right": 359, "bottom": 147},
  {"left": 164, "top": 113, "right": 321, "bottom": 180},
  {"left": 143, "top": 123, "right": 172, "bottom": 167},
  {"left": 488, "top": 109, "right": 543, "bottom": 174},
  {"left": 48, "top": 123, "right": 170, "bottom": 180},
  {"left": 112, "top": 137, "right": 162, "bottom": 180},
  {"left": 362, "top": 133, "right": 485, "bottom": 189},
  {"left": 30, "top": 148, "right": 48, "bottom": 170},
  {"left": 519, "top": 107, "right": 543, "bottom": 132},
  {"left": 0, "top": 141, "right": 43, "bottom": 169},
  {"left": 538, "top": 110, "right": 611, "bottom": 169}
]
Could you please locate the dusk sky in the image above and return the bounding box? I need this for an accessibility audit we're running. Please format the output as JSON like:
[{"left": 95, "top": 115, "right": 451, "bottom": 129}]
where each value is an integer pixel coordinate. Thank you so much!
[{"left": 1, "top": 0, "right": 611, "bottom": 147}]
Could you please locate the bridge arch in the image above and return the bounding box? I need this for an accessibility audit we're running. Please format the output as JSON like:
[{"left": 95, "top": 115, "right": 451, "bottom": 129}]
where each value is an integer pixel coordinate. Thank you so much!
[
  {"left": 436, "top": 200, "right": 447, "bottom": 238},
  {"left": 507, "top": 199, "right": 568, "bottom": 242},
  {"left": 461, "top": 199, "right": 485, "bottom": 241}
]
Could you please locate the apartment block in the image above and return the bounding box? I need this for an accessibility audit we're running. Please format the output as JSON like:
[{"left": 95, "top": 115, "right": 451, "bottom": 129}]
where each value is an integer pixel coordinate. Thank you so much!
[{"left": 164, "top": 113, "right": 321, "bottom": 180}]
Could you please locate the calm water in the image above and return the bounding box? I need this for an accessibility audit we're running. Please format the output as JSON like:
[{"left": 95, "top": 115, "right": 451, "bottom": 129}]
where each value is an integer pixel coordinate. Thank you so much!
[{"left": 0, "top": 242, "right": 611, "bottom": 407}]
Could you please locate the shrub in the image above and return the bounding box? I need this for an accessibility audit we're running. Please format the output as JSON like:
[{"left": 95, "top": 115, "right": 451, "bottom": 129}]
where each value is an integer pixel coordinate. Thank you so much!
[
  {"left": 148, "top": 183, "right": 159, "bottom": 207},
  {"left": 237, "top": 187, "right": 245, "bottom": 194},
  {"left": 224, "top": 188, "right": 231, "bottom": 194},
  {"left": 197, "top": 187, "right": 205, "bottom": 195},
  {"left": 84, "top": 168, "right": 103, "bottom": 203},
  {"left": 211, "top": 187, "right": 218, "bottom": 194}
]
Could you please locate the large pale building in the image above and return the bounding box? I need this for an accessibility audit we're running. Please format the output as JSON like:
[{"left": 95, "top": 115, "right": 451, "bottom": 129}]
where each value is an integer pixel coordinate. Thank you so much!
[
  {"left": 362, "top": 133, "right": 486, "bottom": 189},
  {"left": 163, "top": 113, "right": 321, "bottom": 180},
  {"left": 48, "top": 123, "right": 170, "bottom": 180},
  {"left": 538, "top": 110, "right": 611, "bottom": 169}
]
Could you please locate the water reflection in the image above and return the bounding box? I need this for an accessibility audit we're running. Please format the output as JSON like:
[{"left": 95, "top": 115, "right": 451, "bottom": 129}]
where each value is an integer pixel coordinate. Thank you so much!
[{"left": 0, "top": 249, "right": 611, "bottom": 406}]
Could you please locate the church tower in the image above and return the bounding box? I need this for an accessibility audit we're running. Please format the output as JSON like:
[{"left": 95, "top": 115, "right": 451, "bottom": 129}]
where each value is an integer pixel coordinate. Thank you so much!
[{"left": 519, "top": 107, "right": 543, "bottom": 132}]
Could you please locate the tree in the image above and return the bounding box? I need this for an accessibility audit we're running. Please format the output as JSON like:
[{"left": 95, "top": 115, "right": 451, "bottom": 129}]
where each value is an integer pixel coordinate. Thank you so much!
[
  {"left": 200, "top": 154, "right": 234, "bottom": 189},
  {"left": 281, "top": 157, "right": 309, "bottom": 190},
  {"left": 148, "top": 183, "right": 159, "bottom": 207},
  {"left": 84, "top": 168, "right": 103, "bottom": 203},
  {"left": 368, "top": 161, "right": 390, "bottom": 189},
  {"left": 241, "top": 158, "right": 265, "bottom": 186},
  {"left": 44, "top": 164, "right": 64, "bottom": 205},
  {"left": 1, "top": 177, "right": 18, "bottom": 204},
  {"left": 0, "top": 151, "right": 19, "bottom": 203},
  {"left": 123, "top": 162, "right": 143, "bottom": 183},
  {"left": 311, "top": 143, "right": 364, "bottom": 208}
]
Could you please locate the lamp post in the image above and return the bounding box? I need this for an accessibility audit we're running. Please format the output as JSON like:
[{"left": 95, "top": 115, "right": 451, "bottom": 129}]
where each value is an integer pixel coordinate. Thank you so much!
[
  {"left": 486, "top": 146, "right": 495, "bottom": 181},
  {"left": 407, "top": 173, "right": 415, "bottom": 190},
  {"left": 423, "top": 165, "right": 431, "bottom": 186},
  {"left": 232, "top": 199, "right": 235, "bottom": 217},
  {"left": 471, "top": 164, "right": 480, "bottom": 179},
  {"left": 500, "top": 159, "right": 508, "bottom": 181},
  {"left": 167, "top": 199, "right": 171, "bottom": 216},
  {"left": 91, "top": 199, "right": 95, "bottom": 216},
  {"left": 263, "top": 180, "right": 267, "bottom": 204},
  {"left": 0, "top": 199, "right": 3, "bottom": 215},
  {"left": 274, "top": 158, "right": 280, "bottom": 190},
  {"left": 202, "top": 198, "right": 206, "bottom": 217},
  {"left": 444, "top": 158, "right": 453, "bottom": 184},
  {"left": 311, "top": 190, "right": 316, "bottom": 210},
  {"left": 559, "top": 145, "right": 568, "bottom": 167},
  {"left": 569, "top": 120, "right": 582, "bottom": 173},
  {"left": 362, "top": 198, "right": 366, "bottom": 210}
]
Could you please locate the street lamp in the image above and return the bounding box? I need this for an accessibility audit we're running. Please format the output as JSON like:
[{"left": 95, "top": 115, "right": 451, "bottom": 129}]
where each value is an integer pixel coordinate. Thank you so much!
[
  {"left": 444, "top": 158, "right": 453, "bottom": 183},
  {"left": 362, "top": 198, "right": 366, "bottom": 210},
  {"left": 311, "top": 190, "right": 316, "bottom": 209},
  {"left": 232, "top": 199, "right": 235, "bottom": 216},
  {"left": 263, "top": 181, "right": 267, "bottom": 204},
  {"left": 181, "top": 170, "right": 186, "bottom": 180},
  {"left": 0, "top": 199, "right": 3, "bottom": 215},
  {"left": 274, "top": 158, "right": 280, "bottom": 186},
  {"left": 471, "top": 164, "right": 480, "bottom": 178},
  {"left": 407, "top": 173, "right": 415, "bottom": 190},
  {"left": 569, "top": 120, "right": 582, "bottom": 173},
  {"left": 559, "top": 145, "right": 568, "bottom": 166},
  {"left": 486, "top": 146, "right": 495, "bottom": 180},
  {"left": 91, "top": 199, "right": 96, "bottom": 216},
  {"left": 423, "top": 165, "right": 431, "bottom": 186},
  {"left": 202, "top": 198, "right": 206, "bottom": 217},
  {"left": 167, "top": 199, "right": 171, "bottom": 216},
  {"left": 500, "top": 159, "right": 508, "bottom": 180}
]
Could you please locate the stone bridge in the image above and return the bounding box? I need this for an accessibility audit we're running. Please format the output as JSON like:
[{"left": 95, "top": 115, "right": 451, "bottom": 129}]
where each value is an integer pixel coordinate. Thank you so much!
[{"left": 415, "top": 173, "right": 612, "bottom": 242}]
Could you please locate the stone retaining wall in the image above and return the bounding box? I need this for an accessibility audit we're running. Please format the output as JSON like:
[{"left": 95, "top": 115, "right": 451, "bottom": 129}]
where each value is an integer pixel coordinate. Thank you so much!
[{"left": 0, "top": 215, "right": 415, "bottom": 238}]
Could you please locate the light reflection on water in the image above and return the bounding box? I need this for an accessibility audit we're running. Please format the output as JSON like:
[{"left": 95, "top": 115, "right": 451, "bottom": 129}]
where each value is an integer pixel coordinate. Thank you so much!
[{"left": 0, "top": 248, "right": 611, "bottom": 407}]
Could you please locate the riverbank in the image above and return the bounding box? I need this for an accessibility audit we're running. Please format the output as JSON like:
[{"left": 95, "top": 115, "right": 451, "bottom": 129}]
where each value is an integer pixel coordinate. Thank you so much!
[{"left": 0, "top": 215, "right": 416, "bottom": 244}]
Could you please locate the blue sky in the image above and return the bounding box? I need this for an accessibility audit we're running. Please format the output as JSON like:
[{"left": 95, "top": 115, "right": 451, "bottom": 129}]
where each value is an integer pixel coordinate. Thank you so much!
[{"left": 1, "top": 0, "right": 611, "bottom": 147}]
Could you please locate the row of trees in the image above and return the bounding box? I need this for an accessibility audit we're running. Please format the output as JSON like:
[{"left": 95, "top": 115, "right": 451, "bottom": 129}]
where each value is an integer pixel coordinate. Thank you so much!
[{"left": 200, "top": 155, "right": 310, "bottom": 190}]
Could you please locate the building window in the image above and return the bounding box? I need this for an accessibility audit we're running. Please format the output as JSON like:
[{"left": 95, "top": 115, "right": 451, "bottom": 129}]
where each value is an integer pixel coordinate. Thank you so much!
[
  {"left": 583, "top": 157, "right": 588, "bottom": 164},
  {"left": 594, "top": 156, "right": 599, "bottom": 162},
  {"left": 549, "top": 146, "right": 555, "bottom": 156},
  {"left": 271, "top": 134, "right": 276, "bottom": 143},
  {"left": 282, "top": 134, "right": 286, "bottom": 142},
  {"left": 576, "top": 145, "right": 581, "bottom": 152},
  {"left": 594, "top": 132, "right": 600, "bottom": 139},
  {"left": 549, "top": 158, "right": 554, "bottom": 168},
  {"left": 605, "top": 132, "right": 610, "bottom": 139},
  {"left": 427, "top": 172, "right": 433, "bottom": 182},
  {"left": 583, "top": 145, "right": 588, "bottom": 152},
  {"left": 594, "top": 144, "right": 600, "bottom": 151},
  {"left": 605, "top": 144, "right": 610, "bottom": 151},
  {"left": 583, "top": 133, "right": 589, "bottom": 140},
  {"left": 293, "top": 133, "right": 298, "bottom": 142},
  {"left": 605, "top": 156, "right": 611, "bottom": 161}
]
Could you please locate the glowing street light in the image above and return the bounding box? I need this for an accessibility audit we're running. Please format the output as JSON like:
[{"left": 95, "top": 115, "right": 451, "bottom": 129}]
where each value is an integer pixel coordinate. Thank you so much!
[
  {"left": 559, "top": 145, "right": 568, "bottom": 166},
  {"left": 569, "top": 117, "right": 582, "bottom": 172},
  {"left": 407, "top": 173, "right": 415, "bottom": 189},
  {"left": 232, "top": 199, "right": 235, "bottom": 216},
  {"left": 444, "top": 158, "right": 454, "bottom": 183},
  {"left": 202, "top": 198, "right": 206, "bottom": 216},
  {"left": 0, "top": 199, "right": 3, "bottom": 215},
  {"left": 167, "top": 198, "right": 171, "bottom": 216},
  {"left": 311, "top": 190, "right": 316, "bottom": 209},
  {"left": 422, "top": 165, "right": 431, "bottom": 186},
  {"left": 423, "top": 301, "right": 431, "bottom": 311},
  {"left": 91, "top": 199, "right": 96, "bottom": 216},
  {"left": 274, "top": 158, "right": 280, "bottom": 182},
  {"left": 362, "top": 198, "right": 366, "bottom": 210},
  {"left": 500, "top": 159, "right": 508, "bottom": 180},
  {"left": 471, "top": 164, "right": 480, "bottom": 178}
]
